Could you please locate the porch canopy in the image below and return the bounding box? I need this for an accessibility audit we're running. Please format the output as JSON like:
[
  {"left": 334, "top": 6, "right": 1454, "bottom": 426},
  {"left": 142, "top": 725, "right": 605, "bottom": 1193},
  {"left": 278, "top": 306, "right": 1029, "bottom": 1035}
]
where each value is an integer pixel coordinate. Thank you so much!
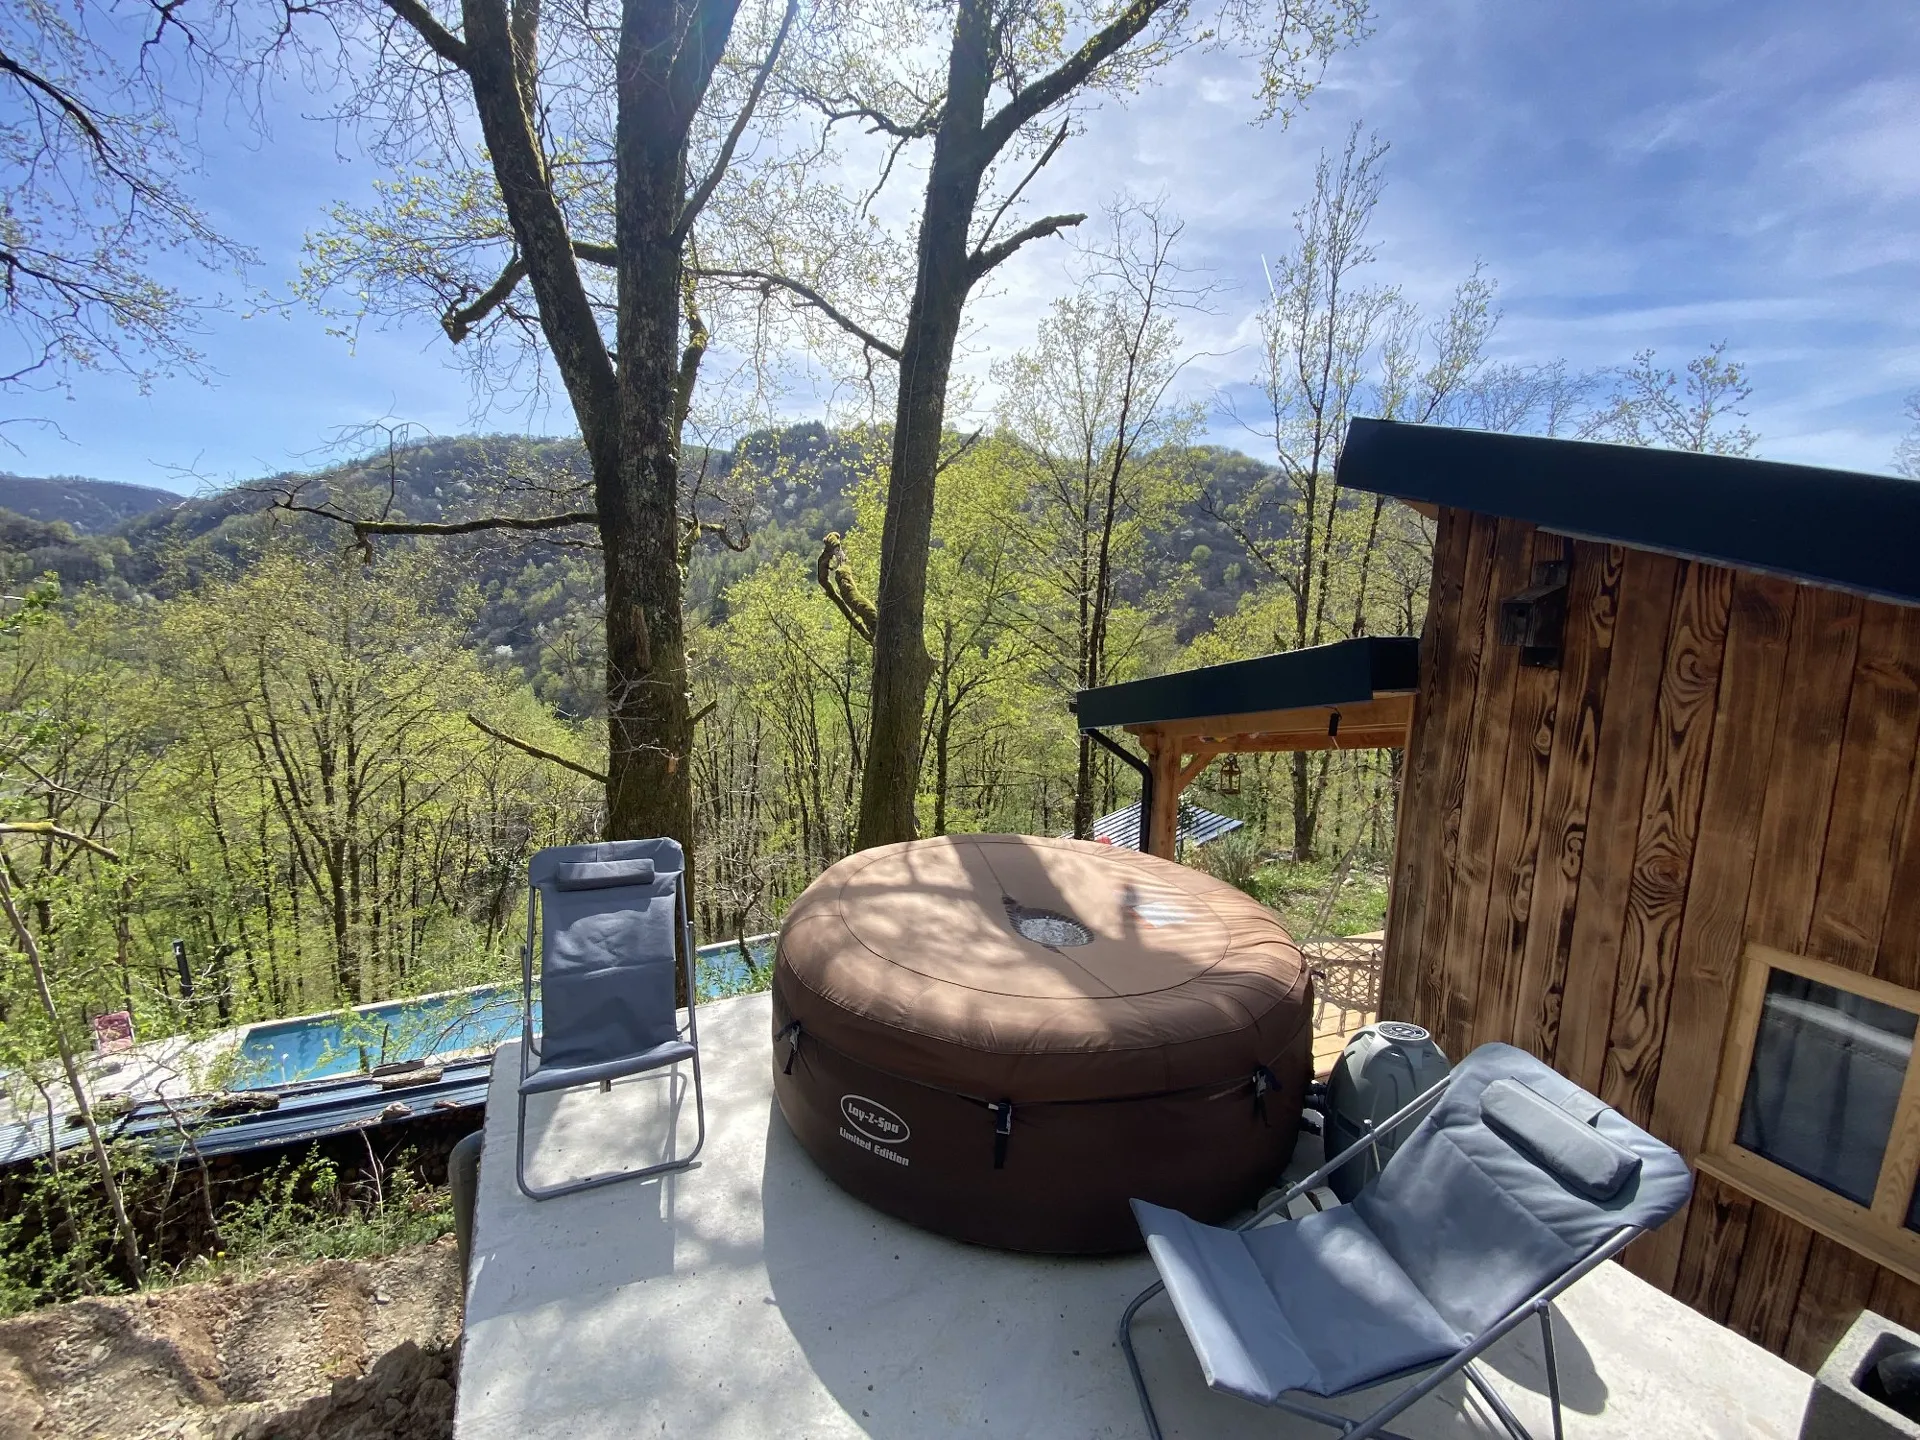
[{"left": 1075, "top": 636, "right": 1418, "bottom": 859}]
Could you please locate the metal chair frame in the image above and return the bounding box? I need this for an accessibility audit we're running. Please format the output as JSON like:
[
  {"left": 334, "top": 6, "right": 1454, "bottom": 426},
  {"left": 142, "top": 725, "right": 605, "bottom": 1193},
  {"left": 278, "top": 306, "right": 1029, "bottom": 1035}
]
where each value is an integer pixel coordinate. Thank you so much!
[
  {"left": 1119, "top": 1073, "right": 1635, "bottom": 1440},
  {"left": 514, "top": 858, "right": 707, "bottom": 1200}
]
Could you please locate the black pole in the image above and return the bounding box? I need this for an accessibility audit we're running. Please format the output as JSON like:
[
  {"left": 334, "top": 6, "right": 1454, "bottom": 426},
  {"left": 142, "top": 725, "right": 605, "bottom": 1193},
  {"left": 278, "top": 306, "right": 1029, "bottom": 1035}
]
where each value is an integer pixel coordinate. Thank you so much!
[
  {"left": 1086, "top": 728, "right": 1153, "bottom": 852},
  {"left": 171, "top": 938, "right": 195, "bottom": 1000}
]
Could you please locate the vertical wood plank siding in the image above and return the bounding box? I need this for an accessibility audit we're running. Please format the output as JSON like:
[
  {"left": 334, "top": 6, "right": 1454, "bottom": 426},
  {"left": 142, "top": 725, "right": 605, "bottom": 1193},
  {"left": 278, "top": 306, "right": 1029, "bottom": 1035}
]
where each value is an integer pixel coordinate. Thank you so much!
[{"left": 1384, "top": 505, "right": 1920, "bottom": 1373}]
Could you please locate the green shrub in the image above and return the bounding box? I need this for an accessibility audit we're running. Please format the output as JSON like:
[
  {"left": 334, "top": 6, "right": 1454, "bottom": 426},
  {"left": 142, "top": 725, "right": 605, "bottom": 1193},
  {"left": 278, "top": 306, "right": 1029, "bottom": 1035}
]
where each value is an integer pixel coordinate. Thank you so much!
[
  {"left": 174, "top": 1151, "right": 455, "bottom": 1284},
  {"left": 0, "top": 1142, "right": 456, "bottom": 1314},
  {"left": 0, "top": 1143, "right": 155, "bottom": 1316},
  {"left": 1197, "top": 831, "right": 1264, "bottom": 893}
]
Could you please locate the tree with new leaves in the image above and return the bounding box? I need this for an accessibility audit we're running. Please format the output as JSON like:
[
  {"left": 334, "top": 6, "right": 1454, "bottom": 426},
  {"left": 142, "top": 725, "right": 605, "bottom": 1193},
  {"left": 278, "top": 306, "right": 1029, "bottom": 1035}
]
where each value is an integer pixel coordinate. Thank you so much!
[
  {"left": 0, "top": 584, "right": 145, "bottom": 1283},
  {"left": 1211, "top": 126, "right": 1497, "bottom": 859},
  {"left": 731, "top": 0, "right": 1370, "bottom": 850},
  {"left": 281, "top": 0, "right": 805, "bottom": 868},
  {"left": 993, "top": 202, "right": 1202, "bottom": 838},
  {"left": 1584, "top": 342, "right": 1759, "bottom": 456},
  {"left": 1, "top": 0, "right": 248, "bottom": 416},
  {"left": 1899, "top": 392, "right": 1920, "bottom": 480}
]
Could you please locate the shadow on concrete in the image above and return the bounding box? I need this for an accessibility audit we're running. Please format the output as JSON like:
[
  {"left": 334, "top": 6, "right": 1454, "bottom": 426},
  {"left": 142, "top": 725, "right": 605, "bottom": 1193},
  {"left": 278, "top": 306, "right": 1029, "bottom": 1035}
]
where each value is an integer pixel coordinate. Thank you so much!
[
  {"left": 464, "top": 1068, "right": 692, "bottom": 1324},
  {"left": 763, "top": 1086, "right": 1600, "bottom": 1437},
  {"left": 1477, "top": 1302, "right": 1608, "bottom": 1416}
]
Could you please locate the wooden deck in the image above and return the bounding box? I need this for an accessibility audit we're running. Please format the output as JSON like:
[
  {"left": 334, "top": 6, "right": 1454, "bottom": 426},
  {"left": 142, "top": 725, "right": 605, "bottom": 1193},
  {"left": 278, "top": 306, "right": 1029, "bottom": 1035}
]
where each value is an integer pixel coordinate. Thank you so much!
[{"left": 1304, "top": 931, "right": 1384, "bottom": 1077}]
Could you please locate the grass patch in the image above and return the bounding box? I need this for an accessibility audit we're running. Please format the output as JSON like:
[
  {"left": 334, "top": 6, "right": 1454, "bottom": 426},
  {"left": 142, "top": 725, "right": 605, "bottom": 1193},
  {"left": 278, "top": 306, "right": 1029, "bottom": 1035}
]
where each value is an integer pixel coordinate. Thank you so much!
[
  {"left": 177, "top": 1154, "right": 455, "bottom": 1284},
  {"left": 1245, "top": 856, "right": 1391, "bottom": 938}
]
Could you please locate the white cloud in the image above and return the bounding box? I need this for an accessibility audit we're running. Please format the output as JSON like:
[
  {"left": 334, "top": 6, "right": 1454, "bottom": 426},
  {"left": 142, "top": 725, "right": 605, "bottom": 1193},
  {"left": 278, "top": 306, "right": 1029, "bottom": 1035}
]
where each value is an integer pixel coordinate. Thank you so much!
[{"left": 8, "top": 0, "right": 1917, "bottom": 486}]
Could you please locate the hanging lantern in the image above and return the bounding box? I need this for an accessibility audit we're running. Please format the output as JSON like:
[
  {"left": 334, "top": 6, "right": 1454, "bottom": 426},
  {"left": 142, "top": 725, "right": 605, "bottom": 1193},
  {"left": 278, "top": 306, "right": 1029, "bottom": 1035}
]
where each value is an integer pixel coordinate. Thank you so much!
[{"left": 1219, "top": 753, "right": 1242, "bottom": 796}]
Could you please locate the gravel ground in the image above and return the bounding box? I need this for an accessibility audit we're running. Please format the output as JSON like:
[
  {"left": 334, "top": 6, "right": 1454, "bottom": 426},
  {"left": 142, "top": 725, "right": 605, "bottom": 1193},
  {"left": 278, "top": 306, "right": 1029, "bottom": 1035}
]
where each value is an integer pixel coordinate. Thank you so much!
[{"left": 0, "top": 1240, "right": 461, "bottom": 1440}]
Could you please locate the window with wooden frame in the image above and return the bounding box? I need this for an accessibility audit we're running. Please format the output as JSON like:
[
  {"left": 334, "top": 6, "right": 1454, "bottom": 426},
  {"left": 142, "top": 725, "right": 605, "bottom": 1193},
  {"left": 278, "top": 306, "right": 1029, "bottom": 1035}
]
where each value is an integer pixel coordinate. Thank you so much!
[{"left": 1700, "top": 943, "right": 1920, "bottom": 1283}]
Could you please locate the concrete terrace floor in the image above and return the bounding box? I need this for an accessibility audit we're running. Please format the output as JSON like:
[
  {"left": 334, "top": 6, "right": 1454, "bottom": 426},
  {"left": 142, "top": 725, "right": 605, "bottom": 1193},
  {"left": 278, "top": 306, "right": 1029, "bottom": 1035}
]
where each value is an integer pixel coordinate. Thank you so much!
[{"left": 457, "top": 991, "right": 1812, "bottom": 1440}]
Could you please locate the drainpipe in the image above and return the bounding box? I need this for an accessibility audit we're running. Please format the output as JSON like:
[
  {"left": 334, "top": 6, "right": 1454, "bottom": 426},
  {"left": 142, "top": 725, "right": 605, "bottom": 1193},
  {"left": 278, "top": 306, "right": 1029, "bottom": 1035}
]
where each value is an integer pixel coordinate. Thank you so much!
[{"left": 1086, "top": 728, "right": 1153, "bottom": 853}]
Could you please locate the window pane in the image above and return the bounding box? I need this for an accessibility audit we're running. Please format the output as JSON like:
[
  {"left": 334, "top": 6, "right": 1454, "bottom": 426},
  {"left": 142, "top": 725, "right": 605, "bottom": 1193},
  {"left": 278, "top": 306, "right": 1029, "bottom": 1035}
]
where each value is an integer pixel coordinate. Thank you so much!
[{"left": 1736, "top": 968, "right": 1916, "bottom": 1207}]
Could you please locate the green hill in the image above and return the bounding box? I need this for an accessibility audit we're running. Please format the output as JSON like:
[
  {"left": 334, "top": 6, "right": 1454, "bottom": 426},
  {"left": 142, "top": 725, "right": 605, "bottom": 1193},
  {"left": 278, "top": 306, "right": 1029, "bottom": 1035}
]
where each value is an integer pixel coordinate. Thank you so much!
[
  {"left": 0, "top": 473, "right": 182, "bottom": 533},
  {"left": 0, "top": 427, "right": 1291, "bottom": 714}
]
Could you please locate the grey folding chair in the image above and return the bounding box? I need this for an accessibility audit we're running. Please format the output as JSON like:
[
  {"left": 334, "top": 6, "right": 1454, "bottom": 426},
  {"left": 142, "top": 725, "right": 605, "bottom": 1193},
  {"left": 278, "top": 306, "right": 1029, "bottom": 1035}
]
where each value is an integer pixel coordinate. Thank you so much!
[
  {"left": 516, "top": 838, "right": 706, "bottom": 1200},
  {"left": 1119, "top": 1042, "right": 1692, "bottom": 1440}
]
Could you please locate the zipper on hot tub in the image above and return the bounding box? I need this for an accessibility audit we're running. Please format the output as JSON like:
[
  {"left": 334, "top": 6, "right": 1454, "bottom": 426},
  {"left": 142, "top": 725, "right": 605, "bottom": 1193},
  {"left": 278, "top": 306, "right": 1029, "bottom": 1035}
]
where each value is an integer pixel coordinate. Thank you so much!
[{"left": 776, "top": 1015, "right": 1294, "bottom": 1115}]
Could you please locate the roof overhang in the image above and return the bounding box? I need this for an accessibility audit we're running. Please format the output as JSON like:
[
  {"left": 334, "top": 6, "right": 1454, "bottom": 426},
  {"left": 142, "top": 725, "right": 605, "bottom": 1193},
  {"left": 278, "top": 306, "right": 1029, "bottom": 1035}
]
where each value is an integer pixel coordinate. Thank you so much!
[
  {"left": 1337, "top": 418, "right": 1920, "bottom": 608},
  {"left": 1076, "top": 636, "right": 1418, "bottom": 752}
]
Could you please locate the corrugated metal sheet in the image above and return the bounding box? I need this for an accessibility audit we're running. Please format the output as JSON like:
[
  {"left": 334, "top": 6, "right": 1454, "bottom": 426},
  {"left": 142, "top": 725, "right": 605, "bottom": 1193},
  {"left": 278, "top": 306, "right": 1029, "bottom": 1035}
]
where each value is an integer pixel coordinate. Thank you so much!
[
  {"left": 0, "top": 1057, "right": 492, "bottom": 1170},
  {"left": 1081, "top": 803, "right": 1244, "bottom": 852}
]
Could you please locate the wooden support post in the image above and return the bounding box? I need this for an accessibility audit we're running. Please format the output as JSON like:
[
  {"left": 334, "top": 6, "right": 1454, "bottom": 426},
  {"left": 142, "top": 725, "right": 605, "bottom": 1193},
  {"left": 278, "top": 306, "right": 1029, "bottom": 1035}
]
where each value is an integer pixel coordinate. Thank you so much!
[
  {"left": 1147, "top": 736, "right": 1183, "bottom": 860},
  {"left": 1175, "top": 749, "right": 1219, "bottom": 791}
]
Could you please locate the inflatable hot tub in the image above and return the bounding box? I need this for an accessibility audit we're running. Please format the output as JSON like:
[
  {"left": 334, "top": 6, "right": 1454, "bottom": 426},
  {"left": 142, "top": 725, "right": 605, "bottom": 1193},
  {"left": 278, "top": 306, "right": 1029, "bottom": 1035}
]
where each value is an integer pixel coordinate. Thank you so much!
[{"left": 770, "top": 834, "right": 1314, "bottom": 1253}]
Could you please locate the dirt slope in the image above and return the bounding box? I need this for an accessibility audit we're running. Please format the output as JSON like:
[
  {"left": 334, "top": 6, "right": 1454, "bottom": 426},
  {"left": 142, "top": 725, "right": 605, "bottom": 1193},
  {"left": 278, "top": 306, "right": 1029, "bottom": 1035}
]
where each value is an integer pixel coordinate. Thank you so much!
[{"left": 0, "top": 1240, "right": 461, "bottom": 1440}]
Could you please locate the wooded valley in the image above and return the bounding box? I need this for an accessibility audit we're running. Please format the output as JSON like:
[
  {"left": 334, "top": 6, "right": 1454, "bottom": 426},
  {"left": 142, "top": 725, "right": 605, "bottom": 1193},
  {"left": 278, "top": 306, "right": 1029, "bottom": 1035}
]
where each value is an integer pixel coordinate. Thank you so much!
[{"left": 0, "top": 81, "right": 1779, "bottom": 1090}]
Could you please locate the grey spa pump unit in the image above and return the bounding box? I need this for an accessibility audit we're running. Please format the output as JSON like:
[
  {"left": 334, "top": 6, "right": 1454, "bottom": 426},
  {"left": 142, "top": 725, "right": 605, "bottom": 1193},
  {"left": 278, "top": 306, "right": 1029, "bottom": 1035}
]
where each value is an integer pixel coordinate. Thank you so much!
[{"left": 1323, "top": 1021, "right": 1452, "bottom": 1202}]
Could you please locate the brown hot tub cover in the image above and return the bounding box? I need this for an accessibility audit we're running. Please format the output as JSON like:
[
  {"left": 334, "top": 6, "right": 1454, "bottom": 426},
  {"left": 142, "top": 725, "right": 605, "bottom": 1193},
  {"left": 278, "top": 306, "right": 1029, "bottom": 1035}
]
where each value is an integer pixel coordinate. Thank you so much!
[{"left": 771, "top": 835, "right": 1314, "bottom": 1253}]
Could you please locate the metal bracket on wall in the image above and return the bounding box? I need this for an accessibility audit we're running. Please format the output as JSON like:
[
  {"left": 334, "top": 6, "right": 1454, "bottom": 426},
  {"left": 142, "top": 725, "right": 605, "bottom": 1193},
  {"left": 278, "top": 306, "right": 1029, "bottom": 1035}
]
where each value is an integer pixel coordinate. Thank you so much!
[{"left": 1500, "top": 560, "right": 1570, "bottom": 668}]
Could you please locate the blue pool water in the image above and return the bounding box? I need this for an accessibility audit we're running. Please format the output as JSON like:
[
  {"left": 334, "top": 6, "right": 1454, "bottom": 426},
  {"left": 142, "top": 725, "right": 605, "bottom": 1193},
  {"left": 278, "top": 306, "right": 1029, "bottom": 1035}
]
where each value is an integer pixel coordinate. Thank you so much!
[{"left": 232, "top": 935, "right": 775, "bottom": 1089}]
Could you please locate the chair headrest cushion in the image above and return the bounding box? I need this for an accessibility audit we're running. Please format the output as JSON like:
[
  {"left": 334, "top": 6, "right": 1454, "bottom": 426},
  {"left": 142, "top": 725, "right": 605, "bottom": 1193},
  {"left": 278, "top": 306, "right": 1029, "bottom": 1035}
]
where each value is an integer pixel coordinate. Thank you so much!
[
  {"left": 1480, "top": 1077, "right": 1641, "bottom": 1200},
  {"left": 553, "top": 858, "right": 657, "bottom": 891}
]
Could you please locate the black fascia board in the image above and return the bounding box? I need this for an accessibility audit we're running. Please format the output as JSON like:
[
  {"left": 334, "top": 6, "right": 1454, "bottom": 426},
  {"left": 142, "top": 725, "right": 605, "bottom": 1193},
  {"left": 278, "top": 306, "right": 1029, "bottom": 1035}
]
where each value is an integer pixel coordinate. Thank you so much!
[
  {"left": 1337, "top": 418, "right": 1920, "bottom": 607},
  {"left": 1076, "top": 636, "right": 1418, "bottom": 733}
]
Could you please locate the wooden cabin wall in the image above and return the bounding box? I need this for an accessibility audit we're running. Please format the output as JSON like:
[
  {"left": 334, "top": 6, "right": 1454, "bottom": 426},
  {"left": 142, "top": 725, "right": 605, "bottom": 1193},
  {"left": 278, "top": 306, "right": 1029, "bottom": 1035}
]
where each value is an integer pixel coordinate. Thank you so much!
[{"left": 1381, "top": 504, "right": 1920, "bottom": 1372}]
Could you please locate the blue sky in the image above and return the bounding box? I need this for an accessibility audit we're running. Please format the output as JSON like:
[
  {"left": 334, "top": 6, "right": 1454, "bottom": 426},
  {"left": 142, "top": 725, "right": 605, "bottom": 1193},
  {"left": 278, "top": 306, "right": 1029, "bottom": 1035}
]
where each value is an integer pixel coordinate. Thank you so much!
[{"left": 6, "top": 0, "right": 1917, "bottom": 492}]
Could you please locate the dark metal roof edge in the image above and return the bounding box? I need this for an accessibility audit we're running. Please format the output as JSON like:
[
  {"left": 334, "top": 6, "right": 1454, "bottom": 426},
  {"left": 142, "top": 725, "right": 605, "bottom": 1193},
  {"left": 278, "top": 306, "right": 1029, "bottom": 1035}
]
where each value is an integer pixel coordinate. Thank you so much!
[
  {"left": 1366, "top": 635, "right": 1421, "bottom": 693},
  {"left": 1076, "top": 636, "right": 1417, "bottom": 733},
  {"left": 1336, "top": 418, "right": 1920, "bottom": 607}
]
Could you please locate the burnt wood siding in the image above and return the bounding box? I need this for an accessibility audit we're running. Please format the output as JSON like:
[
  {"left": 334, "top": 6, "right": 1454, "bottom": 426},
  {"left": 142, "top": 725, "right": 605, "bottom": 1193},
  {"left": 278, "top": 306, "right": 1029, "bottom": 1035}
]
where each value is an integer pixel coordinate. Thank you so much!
[{"left": 1383, "top": 505, "right": 1920, "bottom": 1373}]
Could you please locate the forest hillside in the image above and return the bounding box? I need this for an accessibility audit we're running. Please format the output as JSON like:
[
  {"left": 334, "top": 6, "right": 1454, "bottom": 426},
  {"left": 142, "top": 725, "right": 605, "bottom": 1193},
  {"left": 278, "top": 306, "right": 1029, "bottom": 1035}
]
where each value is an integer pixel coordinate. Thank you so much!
[
  {"left": 2, "top": 427, "right": 1284, "bottom": 686},
  {"left": 0, "top": 423, "right": 1406, "bottom": 1082}
]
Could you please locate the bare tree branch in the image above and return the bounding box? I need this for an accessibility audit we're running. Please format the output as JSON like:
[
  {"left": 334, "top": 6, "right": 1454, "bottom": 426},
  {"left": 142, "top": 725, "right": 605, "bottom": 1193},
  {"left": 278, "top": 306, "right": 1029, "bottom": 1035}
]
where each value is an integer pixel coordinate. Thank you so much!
[
  {"left": 935, "top": 428, "right": 984, "bottom": 476},
  {"left": 798, "top": 88, "right": 943, "bottom": 140},
  {"left": 466, "top": 714, "right": 607, "bottom": 783},
  {"left": 968, "top": 212, "right": 1085, "bottom": 281},
  {"left": 442, "top": 257, "right": 528, "bottom": 342},
  {"left": 0, "top": 821, "right": 122, "bottom": 861},
  {"left": 974, "top": 121, "right": 1069, "bottom": 255},
  {"left": 697, "top": 267, "right": 902, "bottom": 361},
  {"left": 379, "top": 0, "right": 471, "bottom": 69},
  {"left": 266, "top": 489, "right": 596, "bottom": 560},
  {"left": 674, "top": 0, "right": 799, "bottom": 245},
  {"left": 331, "top": 509, "right": 598, "bottom": 537}
]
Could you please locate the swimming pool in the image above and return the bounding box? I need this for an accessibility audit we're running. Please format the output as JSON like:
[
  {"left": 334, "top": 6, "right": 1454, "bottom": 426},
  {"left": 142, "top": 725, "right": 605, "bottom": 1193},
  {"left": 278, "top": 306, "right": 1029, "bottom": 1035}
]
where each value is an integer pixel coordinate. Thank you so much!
[{"left": 232, "top": 934, "right": 775, "bottom": 1089}]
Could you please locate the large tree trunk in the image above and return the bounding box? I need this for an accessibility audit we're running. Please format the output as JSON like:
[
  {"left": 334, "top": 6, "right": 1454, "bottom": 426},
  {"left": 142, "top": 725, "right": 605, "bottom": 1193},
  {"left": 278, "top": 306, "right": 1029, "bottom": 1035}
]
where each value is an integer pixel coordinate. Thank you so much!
[
  {"left": 856, "top": 285, "right": 969, "bottom": 849},
  {"left": 853, "top": 0, "right": 993, "bottom": 852},
  {"left": 458, "top": 0, "right": 699, "bottom": 861},
  {"left": 606, "top": 4, "right": 696, "bottom": 855},
  {"left": 453, "top": 0, "right": 704, "bottom": 863}
]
